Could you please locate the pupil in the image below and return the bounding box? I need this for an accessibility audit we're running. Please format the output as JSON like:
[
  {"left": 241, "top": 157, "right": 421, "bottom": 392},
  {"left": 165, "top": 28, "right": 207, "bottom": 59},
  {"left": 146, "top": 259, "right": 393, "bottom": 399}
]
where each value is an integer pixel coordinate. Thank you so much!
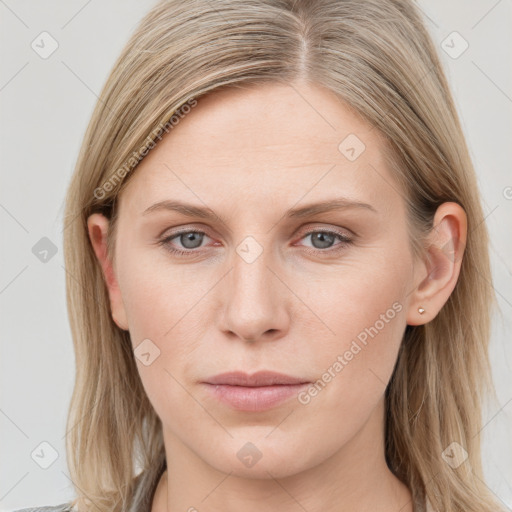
[{"left": 313, "top": 232, "right": 334, "bottom": 249}]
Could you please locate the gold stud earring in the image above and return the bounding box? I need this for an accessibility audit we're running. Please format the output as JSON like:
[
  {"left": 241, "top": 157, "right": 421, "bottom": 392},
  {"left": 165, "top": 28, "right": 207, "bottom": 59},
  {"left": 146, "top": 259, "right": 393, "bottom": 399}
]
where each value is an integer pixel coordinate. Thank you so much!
[{"left": 418, "top": 307, "right": 425, "bottom": 314}]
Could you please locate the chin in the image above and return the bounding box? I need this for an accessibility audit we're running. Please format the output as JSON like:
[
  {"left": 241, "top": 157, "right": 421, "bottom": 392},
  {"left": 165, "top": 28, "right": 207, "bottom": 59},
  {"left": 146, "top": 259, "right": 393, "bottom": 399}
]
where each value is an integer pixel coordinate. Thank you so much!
[{"left": 200, "top": 434, "right": 322, "bottom": 480}]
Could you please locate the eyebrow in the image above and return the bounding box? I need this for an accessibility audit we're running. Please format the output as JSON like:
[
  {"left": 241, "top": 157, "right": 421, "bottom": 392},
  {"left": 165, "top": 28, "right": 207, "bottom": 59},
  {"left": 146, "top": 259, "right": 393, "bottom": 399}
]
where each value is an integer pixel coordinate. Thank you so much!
[{"left": 143, "top": 198, "right": 377, "bottom": 224}]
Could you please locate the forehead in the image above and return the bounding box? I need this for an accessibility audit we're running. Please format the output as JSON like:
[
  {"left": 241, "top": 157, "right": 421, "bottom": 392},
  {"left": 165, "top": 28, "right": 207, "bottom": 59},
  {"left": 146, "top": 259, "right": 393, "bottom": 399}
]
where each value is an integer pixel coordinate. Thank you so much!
[
  {"left": 159, "top": 82, "right": 377, "bottom": 157},
  {"left": 119, "top": 82, "right": 401, "bottom": 216}
]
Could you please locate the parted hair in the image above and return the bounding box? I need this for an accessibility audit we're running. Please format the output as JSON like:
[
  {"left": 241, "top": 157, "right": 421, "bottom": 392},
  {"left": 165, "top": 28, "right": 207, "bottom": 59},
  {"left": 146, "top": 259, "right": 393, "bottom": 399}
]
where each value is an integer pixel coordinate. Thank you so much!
[{"left": 62, "top": 1, "right": 503, "bottom": 510}]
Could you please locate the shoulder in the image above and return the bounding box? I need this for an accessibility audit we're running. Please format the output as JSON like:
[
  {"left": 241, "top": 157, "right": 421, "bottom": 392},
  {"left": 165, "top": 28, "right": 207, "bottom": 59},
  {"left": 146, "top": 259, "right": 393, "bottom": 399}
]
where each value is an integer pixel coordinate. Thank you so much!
[{"left": 10, "top": 503, "right": 75, "bottom": 512}]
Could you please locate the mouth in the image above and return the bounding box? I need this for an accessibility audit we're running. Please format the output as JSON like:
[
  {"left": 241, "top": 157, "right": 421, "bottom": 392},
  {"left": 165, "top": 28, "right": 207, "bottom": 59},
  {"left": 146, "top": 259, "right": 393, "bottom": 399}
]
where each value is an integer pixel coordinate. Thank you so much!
[{"left": 201, "top": 371, "right": 311, "bottom": 412}]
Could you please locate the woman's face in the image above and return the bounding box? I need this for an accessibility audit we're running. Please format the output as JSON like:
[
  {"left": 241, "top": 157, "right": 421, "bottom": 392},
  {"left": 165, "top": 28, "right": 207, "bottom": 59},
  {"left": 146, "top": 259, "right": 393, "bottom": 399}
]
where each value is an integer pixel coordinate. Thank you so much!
[{"left": 92, "top": 82, "right": 425, "bottom": 480}]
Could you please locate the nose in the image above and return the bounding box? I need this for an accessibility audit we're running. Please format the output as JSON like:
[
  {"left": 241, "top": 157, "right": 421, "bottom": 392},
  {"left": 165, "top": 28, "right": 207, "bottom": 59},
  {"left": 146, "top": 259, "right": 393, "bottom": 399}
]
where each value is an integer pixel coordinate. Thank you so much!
[{"left": 219, "top": 240, "right": 291, "bottom": 343}]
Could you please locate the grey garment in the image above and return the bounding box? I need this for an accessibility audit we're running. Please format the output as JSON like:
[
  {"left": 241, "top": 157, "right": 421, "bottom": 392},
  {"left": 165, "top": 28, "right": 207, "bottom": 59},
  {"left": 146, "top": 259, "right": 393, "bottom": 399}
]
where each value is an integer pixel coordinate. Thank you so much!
[
  {"left": 10, "top": 454, "right": 167, "bottom": 512},
  {"left": 10, "top": 505, "right": 73, "bottom": 512}
]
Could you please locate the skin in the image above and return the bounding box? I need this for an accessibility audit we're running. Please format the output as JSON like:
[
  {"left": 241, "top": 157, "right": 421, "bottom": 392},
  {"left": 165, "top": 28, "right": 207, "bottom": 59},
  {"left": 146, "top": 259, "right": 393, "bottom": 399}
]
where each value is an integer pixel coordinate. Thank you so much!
[{"left": 88, "top": 81, "right": 467, "bottom": 512}]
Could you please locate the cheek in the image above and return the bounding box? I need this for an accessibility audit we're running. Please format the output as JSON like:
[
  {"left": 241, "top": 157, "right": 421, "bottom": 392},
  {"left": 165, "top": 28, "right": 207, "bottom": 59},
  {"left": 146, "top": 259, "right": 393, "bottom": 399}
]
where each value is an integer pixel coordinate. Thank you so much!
[
  {"left": 293, "top": 242, "right": 410, "bottom": 398},
  {"left": 115, "top": 249, "right": 213, "bottom": 412},
  {"left": 299, "top": 239, "right": 410, "bottom": 349},
  {"left": 116, "top": 243, "right": 208, "bottom": 343}
]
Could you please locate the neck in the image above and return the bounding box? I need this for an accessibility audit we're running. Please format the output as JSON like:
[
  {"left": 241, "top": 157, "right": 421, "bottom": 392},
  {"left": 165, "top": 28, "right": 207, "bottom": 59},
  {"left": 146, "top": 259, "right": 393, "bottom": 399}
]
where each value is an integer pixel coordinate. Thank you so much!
[{"left": 151, "top": 399, "right": 414, "bottom": 512}]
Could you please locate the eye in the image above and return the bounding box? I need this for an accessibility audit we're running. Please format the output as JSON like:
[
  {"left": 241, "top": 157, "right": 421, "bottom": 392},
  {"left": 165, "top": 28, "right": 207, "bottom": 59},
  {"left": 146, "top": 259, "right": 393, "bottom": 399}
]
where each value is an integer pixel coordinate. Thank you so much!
[
  {"left": 159, "top": 230, "right": 212, "bottom": 256},
  {"left": 158, "top": 227, "right": 353, "bottom": 257},
  {"left": 296, "top": 229, "right": 353, "bottom": 254}
]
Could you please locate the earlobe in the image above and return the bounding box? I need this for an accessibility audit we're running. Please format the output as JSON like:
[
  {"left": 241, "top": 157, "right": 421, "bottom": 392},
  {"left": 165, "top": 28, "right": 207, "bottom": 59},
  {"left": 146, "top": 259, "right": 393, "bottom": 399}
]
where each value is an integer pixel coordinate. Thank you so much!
[
  {"left": 87, "top": 213, "right": 129, "bottom": 331},
  {"left": 406, "top": 202, "right": 467, "bottom": 326}
]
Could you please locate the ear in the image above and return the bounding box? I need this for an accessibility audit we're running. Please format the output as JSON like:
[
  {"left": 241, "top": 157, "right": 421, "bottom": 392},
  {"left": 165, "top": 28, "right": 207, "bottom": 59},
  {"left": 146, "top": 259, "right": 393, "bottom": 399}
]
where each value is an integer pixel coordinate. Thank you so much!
[
  {"left": 406, "top": 202, "right": 467, "bottom": 326},
  {"left": 87, "top": 213, "right": 129, "bottom": 331}
]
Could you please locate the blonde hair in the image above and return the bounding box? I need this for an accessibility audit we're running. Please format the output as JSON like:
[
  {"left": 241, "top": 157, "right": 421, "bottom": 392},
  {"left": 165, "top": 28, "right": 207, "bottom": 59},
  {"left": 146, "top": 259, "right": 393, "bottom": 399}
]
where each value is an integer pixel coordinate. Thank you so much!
[{"left": 62, "top": 1, "right": 504, "bottom": 510}]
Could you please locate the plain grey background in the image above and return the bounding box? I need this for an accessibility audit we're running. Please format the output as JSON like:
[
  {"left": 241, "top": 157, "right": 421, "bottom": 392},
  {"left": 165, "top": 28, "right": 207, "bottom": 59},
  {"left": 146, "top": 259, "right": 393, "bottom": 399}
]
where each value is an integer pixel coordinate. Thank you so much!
[{"left": 1, "top": 0, "right": 511, "bottom": 510}]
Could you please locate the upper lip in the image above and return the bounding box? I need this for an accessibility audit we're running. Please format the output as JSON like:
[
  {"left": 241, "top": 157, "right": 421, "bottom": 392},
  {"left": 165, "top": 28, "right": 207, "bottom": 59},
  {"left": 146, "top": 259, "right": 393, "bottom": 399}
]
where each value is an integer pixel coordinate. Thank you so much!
[{"left": 203, "top": 371, "right": 310, "bottom": 387}]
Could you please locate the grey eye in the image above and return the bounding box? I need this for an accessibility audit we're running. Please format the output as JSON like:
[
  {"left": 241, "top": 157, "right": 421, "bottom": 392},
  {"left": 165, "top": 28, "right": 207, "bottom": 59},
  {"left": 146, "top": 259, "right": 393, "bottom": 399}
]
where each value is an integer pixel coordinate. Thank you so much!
[
  {"left": 178, "top": 232, "right": 204, "bottom": 249},
  {"left": 308, "top": 231, "right": 337, "bottom": 249}
]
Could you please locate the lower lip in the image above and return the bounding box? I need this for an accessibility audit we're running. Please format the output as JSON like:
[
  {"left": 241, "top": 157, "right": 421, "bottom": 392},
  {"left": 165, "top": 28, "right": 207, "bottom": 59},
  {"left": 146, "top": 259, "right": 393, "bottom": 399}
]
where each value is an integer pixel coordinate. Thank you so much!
[{"left": 203, "top": 383, "right": 310, "bottom": 412}]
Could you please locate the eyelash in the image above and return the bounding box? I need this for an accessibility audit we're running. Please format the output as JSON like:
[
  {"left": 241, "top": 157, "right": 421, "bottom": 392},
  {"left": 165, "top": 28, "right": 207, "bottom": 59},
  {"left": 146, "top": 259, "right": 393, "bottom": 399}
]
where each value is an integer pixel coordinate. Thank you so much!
[{"left": 157, "top": 227, "right": 353, "bottom": 257}]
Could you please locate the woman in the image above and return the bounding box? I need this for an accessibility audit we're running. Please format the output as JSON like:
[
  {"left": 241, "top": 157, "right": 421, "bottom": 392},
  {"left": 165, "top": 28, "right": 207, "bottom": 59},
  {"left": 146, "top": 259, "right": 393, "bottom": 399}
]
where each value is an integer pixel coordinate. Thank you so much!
[{"left": 14, "top": 0, "right": 507, "bottom": 511}]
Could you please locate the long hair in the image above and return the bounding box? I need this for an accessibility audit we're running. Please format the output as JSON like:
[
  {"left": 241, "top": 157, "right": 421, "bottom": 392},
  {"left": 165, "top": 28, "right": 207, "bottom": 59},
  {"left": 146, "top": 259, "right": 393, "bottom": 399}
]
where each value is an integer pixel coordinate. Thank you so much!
[{"left": 62, "top": 1, "right": 503, "bottom": 510}]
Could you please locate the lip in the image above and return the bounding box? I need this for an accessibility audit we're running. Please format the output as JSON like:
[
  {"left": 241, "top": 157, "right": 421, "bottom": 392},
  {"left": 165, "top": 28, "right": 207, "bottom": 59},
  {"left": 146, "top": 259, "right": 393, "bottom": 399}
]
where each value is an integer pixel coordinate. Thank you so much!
[
  {"left": 202, "top": 371, "right": 310, "bottom": 412},
  {"left": 204, "top": 371, "right": 309, "bottom": 387}
]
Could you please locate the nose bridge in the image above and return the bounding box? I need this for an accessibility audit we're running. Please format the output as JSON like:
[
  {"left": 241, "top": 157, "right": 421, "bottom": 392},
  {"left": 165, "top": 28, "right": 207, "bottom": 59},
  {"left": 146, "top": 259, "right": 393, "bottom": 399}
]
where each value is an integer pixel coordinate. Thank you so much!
[
  {"left": 221, "top": 233, "right": 287, "bottom": 341},
  {"left": 233, "top": 235, "right": 272, "bottom": 296}
]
